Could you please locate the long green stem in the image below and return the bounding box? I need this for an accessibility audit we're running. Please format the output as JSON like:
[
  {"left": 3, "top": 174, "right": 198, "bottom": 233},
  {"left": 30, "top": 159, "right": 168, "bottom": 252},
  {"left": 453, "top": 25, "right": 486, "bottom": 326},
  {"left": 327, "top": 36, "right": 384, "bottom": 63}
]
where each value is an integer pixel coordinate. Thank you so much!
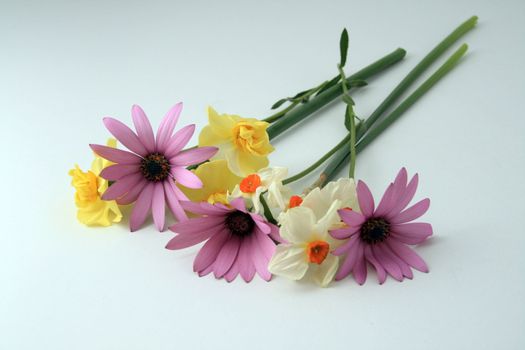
[
  {"left": 282, "top": 133, "right": 352, "bottom": 185},
  {"left": 348, "top": 105, "right": 356, "bottom": 178},
  {"left": 325, "top": 44, "right": 469, "bottom": 181},
  {"left": 316, "top": 16, "right": 477, "bottom": 186},
  {"left": 267, "top": 48, "right": 407, "bottom": 140}
]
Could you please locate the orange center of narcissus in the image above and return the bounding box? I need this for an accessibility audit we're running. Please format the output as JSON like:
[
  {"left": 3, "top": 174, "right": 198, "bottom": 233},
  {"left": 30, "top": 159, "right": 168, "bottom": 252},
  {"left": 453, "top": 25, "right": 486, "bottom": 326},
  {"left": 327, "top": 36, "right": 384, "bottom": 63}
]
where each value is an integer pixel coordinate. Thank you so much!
[
  {"left": 239, "top": 174, "right": 261, "bottom": 193},
  {"left": 306, "top": 240, "right": 330, "bottom": 264},
  {"left": 288, "top": 195, "right": 303, "bottom": 208}
]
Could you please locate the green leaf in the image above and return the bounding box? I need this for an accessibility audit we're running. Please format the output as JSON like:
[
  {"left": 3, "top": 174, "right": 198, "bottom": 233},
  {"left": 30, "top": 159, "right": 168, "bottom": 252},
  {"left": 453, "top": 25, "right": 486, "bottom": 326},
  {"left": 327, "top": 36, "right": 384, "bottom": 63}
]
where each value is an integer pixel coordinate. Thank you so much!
[
  {"left": 348, "top": 79, "right": 368, "bottom": 87},
  {"left": 344, "top": 106, "right": 356, "bottom": 131},
  {"left": 315, "top": 76, "right": 341, "bottom": 96},
  {"left": 342, "top": 94, "right": 355, "bottom": 105},
  {"left": 292, "top": 89, "right": 311, "bottom": 100},
  {"left": 271, "top": 98, "right": 288, "bottom": 110},
  {"left": 339, "top": 28, "right": 349, "bottom": 68}
]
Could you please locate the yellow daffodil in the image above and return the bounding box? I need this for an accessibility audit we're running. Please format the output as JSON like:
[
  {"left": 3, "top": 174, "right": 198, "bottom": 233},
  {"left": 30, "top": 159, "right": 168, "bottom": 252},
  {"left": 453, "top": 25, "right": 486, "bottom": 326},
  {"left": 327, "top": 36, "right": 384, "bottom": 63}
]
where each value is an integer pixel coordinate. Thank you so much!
[
  {"left": 69, "top": 139, "right": 122, "bottom": 226},
  {"left": 198, "top": 106, "right": 274, "bottom": 177},
  {"left": 179, "top": 159, "right": 242, "bottom": 205}
]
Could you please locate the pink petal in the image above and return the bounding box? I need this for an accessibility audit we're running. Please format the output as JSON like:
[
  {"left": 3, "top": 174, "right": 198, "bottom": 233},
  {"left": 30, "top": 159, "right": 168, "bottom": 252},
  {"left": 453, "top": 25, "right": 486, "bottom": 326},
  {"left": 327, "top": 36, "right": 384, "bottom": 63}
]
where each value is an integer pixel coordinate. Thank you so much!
[
  {"left": 165, "top": 223, "right": 218, "bottom": 250},
  {"left": 374, "top": 183, "right": 395, "bottom": 217},
  {"left": 170, "top": 182, "right": 189, "bottom": 201},
  {"left": 268, "top": 223, "right": 284, "bottom": 243},
  {"left": 357, "top": 180, "right": 375, "bottom": 217},
  {"left": 388, "top": 174, "right": 419, "bottom": 218},
  {"left": 131, "top": 105, "right": 155, "bottom": 153},
  {"left": 391, "top": 222, "right": 433, "bottom": 238},
  {"left": 117, "top": 180, "right": 147, "bottom": 205},
  {"left": 390, "top": 233, "right": 428, "bottom": 245},
  {"left": 130, "top": 182, "right": 155, "bottom": 231},
  {"left": 171, "top": 167, "right": 203, "bottom": 189},
  {"left": 254, "top": 230, "right": 276, "bottom": 260},
  {"left": 372, "top": 244, "right": 403, "bottom": 281},
  {"left": 180, "top": 200, "right": 230, "bottom": 216},
  {"left": 390, "top": 198, "right": 430, "bottom": 224},
  {"left": 151, "top": 183, "right": 166, "bottom": 231},
  {"left": 352, "top": 248, "right": 367, "bottom": 285},
  {"left": 253, "top": 217, "right": 271, "bottom": 235},
  {"left": 391, "top": 167, "right": 408, "bottom": 202},
  {"left": 214, "top": 235, "right": 241, "bottom": 278},
  {"left": 198, "top": 264, "right": 215, "bottom": 277},
  {"left": 101, "top": 173, "right": 143, "bottom": 200},
  {"left": 388, "top": 239, "right": 429, "bottom": 272},
  {"left": 330, "top": 225, "right": 360, "bottom": 240},
  {"left": 239, "top": 236, "right": 256, "bottom": 282},
  {"left": 224, "top": 252, "right": 241, "bottom": 282},
  {"left": 90, "top": 144, "right": 142, "bottom": 165},
  {"left": 332, "top": 235, "right": 359, "bottom": 256},
  {"left": 169, "top": 216, "right": 225, "bottom": 235},
  {"left": 338, "top": 208, "right": 366, "bottom": 227},
  {"left": 163, "top": 180, "right": 188, "bottom": 222},
  {"left": 364, "top": 245, "right": 387, "bottom": 284},
  {"left": 156, "top": 103, "right": 182, "bottom": 152},
  {"left": 103, "top": 117, "right": 148, "bottom": 156},
  {"left": 229, "top": 197, "right": 247, "bottom": 212},
  {"left": 164, "top": 124, "right": 196, "bottom": 158},
  {"left": 170, "top": 147, "right": 218, "bottom": 166},
  {"left": 99, "top": 164, "right": 140, "bottom": 181},
  {"left": 193, "top": 229, "right": 229, "bottom": 273},
  {"left": 251, "top": 233, "right": 272, "bottom": 281},
  {"left": 382, "top": 243, "right": 413, "bottom": 279},
  {"left": 335, "top": 239, "right": 362, "bottom": 280}
]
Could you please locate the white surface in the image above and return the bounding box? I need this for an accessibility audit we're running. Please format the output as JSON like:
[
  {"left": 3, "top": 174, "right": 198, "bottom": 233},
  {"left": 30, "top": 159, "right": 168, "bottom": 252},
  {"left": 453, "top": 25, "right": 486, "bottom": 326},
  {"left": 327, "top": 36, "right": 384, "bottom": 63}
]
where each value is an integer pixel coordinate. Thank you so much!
[{"left": 1, "top": 1, "right": 524, "bottom": 349}]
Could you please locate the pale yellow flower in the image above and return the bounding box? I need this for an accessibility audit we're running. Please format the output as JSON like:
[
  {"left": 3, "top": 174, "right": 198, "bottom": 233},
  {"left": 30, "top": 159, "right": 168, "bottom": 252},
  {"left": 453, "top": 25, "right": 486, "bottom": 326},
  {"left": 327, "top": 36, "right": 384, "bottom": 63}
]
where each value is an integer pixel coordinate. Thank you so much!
[
  {"left": 69, "top": 139, "right": 122, "bottom": 226},
  {"left": 198, "top": 106, "right": 274, "bottom": 176},
  {"left": 179, "top": 159, "right": 242, "bottom": 205}
]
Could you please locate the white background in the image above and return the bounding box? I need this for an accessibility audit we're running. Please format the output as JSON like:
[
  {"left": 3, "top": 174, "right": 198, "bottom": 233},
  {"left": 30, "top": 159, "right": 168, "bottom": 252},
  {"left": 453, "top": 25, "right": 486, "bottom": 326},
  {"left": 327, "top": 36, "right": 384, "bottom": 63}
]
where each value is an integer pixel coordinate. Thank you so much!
[{"left": 1, "top": 0, "right": 524, "bottom": 349}]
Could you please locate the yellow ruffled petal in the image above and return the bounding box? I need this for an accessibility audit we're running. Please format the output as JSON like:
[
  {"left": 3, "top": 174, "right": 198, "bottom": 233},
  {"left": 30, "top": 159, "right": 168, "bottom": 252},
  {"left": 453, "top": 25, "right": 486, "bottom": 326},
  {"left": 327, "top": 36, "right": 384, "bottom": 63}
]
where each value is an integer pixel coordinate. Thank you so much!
[
  {"left": 198, "top": 107, "right": 274, "bottom": 177},
  {"left": 70, "top": 138, "right": 122, "bottom": 227},
  {"left": 237, "top": 151, "right": 269, "bottom": 176}
]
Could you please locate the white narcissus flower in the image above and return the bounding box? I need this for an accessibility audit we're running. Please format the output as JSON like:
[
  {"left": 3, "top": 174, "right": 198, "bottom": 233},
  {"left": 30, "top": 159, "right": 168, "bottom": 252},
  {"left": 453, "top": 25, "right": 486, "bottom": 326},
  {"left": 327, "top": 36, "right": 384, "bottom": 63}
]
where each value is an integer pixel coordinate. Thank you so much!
[
  {"left": 231, "top": 167, "right": 290, "bottom": 214},
  {"left": 269, "top": 178, "right": 358, "bottom": 287}
]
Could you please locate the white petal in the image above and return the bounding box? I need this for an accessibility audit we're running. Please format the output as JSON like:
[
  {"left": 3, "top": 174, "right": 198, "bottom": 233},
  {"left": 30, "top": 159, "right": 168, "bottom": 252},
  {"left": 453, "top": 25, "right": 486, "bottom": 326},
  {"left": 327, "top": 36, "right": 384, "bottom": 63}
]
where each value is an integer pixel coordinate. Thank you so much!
[
  {"left": 314, "top": 199, "right": 343, "bottom": 237},
  {"left": 302, "top": 178, "right": 359, "bottom": 218},
  {"left": 278, "top": 206, "right": 316, "bottom": 243},
  {"left": 251, "top": 186, "right": 265, "bottom": 214},
  {"left": 267, "top": 182, "right": 289, "bottom": 210},
  {"left": 310, "top": 254, "right": 339, "bottom": 287},
  {"left": 258, "top": 166, "right": 288, "bottom": 184},
  {"left": 268, "top": 244, "right": 308, "bottom": 280}
]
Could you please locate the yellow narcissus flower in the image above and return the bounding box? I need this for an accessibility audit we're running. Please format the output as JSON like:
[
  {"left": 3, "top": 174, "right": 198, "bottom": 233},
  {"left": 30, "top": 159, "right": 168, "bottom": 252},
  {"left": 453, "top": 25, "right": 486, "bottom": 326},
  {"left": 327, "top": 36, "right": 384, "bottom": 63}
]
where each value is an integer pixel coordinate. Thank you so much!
[
  {"left": 179, "top": 159, "right": 242, "bottom": 205},
  {"left": 198, "top": 106, "right": 274, "bottom": 177},
  {"left": 69, "top": 139, "right": 122, "bottom": 226}
]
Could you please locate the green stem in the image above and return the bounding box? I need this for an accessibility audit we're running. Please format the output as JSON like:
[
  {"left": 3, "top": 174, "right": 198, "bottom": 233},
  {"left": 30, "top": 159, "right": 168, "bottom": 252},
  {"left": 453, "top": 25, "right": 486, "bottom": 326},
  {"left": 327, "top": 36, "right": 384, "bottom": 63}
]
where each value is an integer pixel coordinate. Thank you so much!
[
  {"left": 282, "top": 132, "right": 352, "bottom": 185},
  {"left": 317, "top": 16, "right": 477, "bottom": 187},
  {"left": 348, "top": 105, "right": 356, "bottom": 178},
  {"left": 259, "top": 193, "right": 277, "bottom": 225},
  {"left": 267, "top": 48, "right": 407, "bottom": 140},
  {"left": 263, "top": 101, "right": 299, "bottom": 123},
  {"left": 325, "top": 44, "right": 469, "bottom": 182}
]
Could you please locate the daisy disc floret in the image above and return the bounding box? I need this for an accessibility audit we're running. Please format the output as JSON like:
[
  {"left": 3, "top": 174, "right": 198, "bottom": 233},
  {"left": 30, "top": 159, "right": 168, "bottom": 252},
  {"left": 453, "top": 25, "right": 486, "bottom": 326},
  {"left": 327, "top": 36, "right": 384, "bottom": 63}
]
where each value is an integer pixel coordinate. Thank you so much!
[
  {"left": 330, "top": 168, "right": 433, "bottom": 284},
  {"left": 166, "top": 198, "right": 282, "bottom": 282},
  {"left": 90, "top": 103, "right": 218, "bottom": 232}
]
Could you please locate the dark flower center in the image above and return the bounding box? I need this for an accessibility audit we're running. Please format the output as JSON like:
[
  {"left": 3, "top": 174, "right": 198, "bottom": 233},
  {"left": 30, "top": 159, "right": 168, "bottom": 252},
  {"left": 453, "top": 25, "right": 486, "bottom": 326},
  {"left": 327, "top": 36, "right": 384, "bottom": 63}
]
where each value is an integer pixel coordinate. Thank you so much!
[
  {"left": 360, "top": 218, "right": 390, "bottom": 244},
  {"left": 225, "top": 210, "right": 255, "bottom": 237},
  {"left": 140, "top": 153, "right": 171, "bottom": 182}
]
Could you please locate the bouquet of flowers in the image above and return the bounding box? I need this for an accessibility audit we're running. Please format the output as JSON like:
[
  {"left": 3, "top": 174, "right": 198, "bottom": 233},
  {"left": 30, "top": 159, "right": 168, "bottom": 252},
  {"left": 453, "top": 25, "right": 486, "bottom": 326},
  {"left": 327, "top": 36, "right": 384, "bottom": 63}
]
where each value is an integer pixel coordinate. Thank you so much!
[{"left": 70, "top": 17, "right": 477, "bottom": 287}]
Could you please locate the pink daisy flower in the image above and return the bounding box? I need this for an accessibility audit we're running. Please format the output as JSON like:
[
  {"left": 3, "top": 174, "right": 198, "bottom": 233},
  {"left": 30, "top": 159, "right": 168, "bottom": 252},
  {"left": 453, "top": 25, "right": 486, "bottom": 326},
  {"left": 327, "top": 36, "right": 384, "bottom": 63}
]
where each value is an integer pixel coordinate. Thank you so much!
[
  {"left": 330, "top": 168, "right": 432, "bottom": 284},
  {"left": 166, "top": 198, "right": 282, "bottom": 282},
  {"left": 90, "top": 103, "right": 217, "bottom": 232}
]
